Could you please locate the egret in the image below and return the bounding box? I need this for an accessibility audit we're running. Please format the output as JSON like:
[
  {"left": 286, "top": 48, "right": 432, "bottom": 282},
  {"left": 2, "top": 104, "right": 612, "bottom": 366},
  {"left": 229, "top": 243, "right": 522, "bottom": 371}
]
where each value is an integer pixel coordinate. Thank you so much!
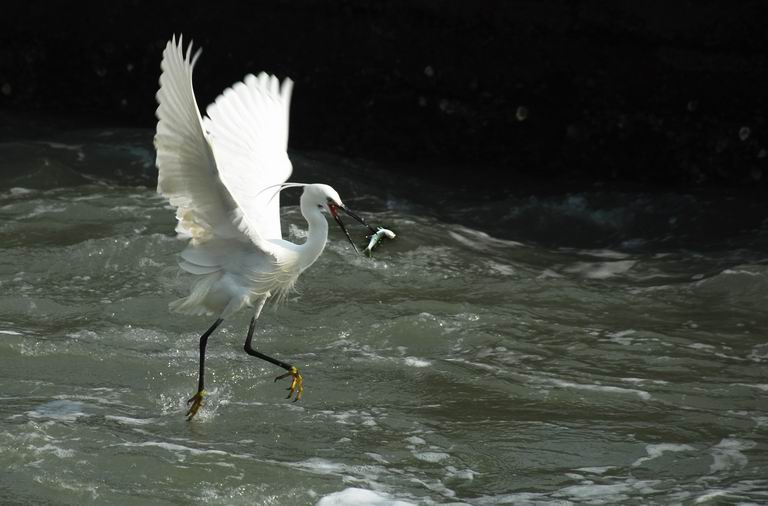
[{"left": 154, "top": 36, "right": 375, "bottom": 420}]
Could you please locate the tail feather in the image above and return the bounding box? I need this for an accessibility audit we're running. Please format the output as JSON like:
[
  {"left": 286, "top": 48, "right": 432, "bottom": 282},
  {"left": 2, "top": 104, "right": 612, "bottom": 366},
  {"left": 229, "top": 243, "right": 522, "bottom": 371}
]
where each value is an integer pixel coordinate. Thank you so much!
[{"left": 168, "top": 272, "right": 221, "bottom": 316}]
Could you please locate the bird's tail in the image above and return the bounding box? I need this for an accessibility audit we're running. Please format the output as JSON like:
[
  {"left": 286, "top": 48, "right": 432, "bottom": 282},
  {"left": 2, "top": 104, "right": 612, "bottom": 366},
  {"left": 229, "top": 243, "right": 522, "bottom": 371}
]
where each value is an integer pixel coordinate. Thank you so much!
[{"left": 168, "top": 272, "right": 222, "bottom": 316}]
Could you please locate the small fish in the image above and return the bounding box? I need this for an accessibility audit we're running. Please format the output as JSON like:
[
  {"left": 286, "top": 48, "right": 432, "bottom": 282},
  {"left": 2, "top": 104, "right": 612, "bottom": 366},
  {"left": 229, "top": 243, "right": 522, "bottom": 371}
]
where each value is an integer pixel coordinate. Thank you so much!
[{"left": 363, "top": 227, "right": 396, "bottom": 256}]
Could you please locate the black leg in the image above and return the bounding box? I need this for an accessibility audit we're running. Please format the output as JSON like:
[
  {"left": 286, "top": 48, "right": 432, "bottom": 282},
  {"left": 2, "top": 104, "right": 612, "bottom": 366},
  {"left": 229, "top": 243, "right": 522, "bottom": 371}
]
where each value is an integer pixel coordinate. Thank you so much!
[
  {"left": 244, "top": 315, "right": 292, "bottom": 370},
  {"left": 196, "top": 318, "right": 224, "bottom": 392},
  {"left": 186, "top": 317, "right": 223, "bottom": 420},
  {"left": 243, "top": 315, "right": 304, "bottom": 401}
]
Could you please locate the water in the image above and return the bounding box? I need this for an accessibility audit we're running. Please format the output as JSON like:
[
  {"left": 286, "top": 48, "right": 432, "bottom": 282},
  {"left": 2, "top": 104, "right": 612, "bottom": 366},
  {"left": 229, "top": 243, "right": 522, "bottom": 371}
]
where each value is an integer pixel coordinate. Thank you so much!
[{"left": 1, "top": 126, "right": 768, "bottom": 505}]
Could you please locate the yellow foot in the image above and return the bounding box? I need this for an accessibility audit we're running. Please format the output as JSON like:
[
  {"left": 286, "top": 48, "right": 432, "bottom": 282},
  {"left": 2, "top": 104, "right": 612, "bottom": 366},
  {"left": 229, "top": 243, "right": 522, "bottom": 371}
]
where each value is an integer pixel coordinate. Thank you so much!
[
  {"left": 274, "top": 366, "right": 303, "bottom": 402},
  {"left": 186, "top": 390, "right": 205, "bottom": 421}
]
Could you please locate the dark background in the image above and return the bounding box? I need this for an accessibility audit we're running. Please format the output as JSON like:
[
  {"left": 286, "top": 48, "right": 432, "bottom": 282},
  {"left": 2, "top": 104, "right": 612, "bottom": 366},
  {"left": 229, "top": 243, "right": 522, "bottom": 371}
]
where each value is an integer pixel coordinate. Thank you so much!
[{"left": 1, "top": 0, "right": 768, "bottom": 191}]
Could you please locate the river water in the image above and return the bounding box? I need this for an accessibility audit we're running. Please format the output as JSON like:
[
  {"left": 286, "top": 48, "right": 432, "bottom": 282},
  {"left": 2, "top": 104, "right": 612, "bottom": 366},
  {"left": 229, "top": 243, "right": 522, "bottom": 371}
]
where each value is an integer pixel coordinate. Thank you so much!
[{"left": 1, "top": 126, "right": 767, "bottom": 505}]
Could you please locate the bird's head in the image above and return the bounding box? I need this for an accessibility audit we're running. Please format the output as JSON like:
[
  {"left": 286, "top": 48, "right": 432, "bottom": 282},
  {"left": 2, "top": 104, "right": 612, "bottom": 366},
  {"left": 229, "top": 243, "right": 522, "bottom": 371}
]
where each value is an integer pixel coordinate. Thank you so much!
[{"left": 303, "top": 183, "right": 372, "bottom": 254}]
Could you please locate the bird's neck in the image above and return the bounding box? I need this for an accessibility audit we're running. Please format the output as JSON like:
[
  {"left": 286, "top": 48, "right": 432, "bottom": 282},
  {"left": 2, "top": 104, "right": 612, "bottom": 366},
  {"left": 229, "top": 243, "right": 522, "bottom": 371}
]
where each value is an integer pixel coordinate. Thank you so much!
[{"left": 297, "top": 196, "right": 329, "bottom": 271}]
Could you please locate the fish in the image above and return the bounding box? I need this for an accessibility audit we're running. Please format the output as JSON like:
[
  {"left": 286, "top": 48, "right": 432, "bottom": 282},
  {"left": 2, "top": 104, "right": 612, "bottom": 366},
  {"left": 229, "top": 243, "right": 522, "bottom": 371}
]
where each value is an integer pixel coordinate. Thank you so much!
[{"left": 363, "top": 227, "right": 396, "bottom": 257}]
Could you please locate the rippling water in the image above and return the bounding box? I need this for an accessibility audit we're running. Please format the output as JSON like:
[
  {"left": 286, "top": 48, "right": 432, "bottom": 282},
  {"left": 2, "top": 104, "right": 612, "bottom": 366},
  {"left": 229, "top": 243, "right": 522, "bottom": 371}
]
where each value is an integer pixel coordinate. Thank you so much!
[{"left": 1, "top": 127, "right": 768, "bottom": 505}]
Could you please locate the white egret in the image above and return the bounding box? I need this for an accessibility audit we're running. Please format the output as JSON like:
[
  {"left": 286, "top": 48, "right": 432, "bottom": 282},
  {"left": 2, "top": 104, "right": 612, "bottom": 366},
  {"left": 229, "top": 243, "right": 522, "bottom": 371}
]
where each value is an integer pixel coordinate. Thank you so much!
[{"left": 154, "top": 36, "right": 375, "bottom": 420}]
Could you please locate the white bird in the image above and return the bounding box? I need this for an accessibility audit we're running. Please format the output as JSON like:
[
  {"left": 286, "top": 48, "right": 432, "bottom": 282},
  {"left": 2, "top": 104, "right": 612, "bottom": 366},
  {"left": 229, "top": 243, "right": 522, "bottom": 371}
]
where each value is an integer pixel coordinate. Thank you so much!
[{"left": 154, "top": 36, "right": 372, "bottom": 420}]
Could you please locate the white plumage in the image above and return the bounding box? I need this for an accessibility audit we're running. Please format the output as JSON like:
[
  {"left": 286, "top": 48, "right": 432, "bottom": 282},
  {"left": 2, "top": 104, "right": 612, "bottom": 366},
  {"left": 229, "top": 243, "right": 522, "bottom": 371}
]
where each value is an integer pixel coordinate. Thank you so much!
[
  {"left": 154, "top": 36, "right": 372, "bottom": 417},
  {"left": 156, "top": 36, "right": 325, "bottom": 318}
]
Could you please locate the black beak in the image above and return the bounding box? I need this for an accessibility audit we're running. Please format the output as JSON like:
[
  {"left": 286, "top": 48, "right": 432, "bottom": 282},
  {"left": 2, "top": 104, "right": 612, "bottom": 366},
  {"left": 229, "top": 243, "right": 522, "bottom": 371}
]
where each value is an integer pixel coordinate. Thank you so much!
[
  {"left": 339, "top": 205, "right": 376, "bottom": 233},
  {"left": 330, "top": 204, "right": 375, "bottom": 255}
]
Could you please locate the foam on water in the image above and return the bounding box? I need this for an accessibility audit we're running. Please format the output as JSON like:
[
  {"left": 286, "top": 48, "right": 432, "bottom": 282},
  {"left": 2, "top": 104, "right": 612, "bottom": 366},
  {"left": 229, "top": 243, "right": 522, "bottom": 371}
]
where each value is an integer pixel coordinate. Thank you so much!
[
  {"left": 413, "top": 452, "right": 450, "bottom": 463},
  {"left": 632, "top": 443, "right": 695, "bottom": 467},
  {"left": 544, "top": 378, "right": 652, "bottom": 400},
  {"left": 709, "top": 438, "right": 755, "bottom": 473},
  {"left": 403, "top": 357, "right": 431, "bottom": 368},
  {"left": 563, "top": 260, "right": 637, "bottom": 279},
  {"left": 116, "top": 441, "right": 229, "bottom": 457},
  {"left": 317, "top": 488, "right": 416, "bottom": 506},
  {"left": 26, "top": 400, "right": 88, "bottom": 422}
]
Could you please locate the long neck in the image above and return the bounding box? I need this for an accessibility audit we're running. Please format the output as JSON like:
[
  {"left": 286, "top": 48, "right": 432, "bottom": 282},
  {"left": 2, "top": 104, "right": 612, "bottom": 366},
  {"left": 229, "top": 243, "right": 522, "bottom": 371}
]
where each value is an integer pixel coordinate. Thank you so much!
[{"left": 297, "top": 194, "right": 329, "bottom": 271}]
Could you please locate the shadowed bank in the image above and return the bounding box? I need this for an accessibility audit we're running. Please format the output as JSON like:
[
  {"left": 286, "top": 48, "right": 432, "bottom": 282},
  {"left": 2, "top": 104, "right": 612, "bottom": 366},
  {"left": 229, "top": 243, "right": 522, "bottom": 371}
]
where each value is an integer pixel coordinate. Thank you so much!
[{"left": 1, "top": 0, "right": 768, "bottom": 187}]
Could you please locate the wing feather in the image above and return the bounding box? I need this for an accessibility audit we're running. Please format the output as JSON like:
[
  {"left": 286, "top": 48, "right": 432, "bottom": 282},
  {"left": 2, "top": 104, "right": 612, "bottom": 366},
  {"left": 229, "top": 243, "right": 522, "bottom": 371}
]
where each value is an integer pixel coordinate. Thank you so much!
[
  {"left": 203, "top": 71, "right": 294, "bottom": 242},
  {"left": 155, "top": 35, "right": 242, "bottom": 244}
]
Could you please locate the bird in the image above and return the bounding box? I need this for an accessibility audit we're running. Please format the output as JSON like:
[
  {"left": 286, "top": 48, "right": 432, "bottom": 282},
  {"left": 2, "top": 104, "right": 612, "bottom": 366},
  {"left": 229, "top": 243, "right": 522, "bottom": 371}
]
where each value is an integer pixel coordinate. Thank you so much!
[{"left": 154, "top": 36, "right": 373, "bottom": 420}]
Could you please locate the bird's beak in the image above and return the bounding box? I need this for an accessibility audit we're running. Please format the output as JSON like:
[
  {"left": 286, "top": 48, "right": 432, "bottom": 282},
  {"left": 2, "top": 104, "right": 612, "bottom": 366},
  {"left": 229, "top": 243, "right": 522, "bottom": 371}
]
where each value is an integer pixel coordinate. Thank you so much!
[{"left": 330, "top": 204, "right": 374, "bottom": 255}]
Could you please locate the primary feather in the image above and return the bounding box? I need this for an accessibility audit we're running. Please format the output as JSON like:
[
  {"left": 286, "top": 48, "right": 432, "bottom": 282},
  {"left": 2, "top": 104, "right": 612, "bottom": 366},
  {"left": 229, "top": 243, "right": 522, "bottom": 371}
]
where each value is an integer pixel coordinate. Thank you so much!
[
  {"left": 155, "top": 36, "right": 238, "bottom": 244},
  {"left": 154, "top": 36, "right": 298, "bottom": 317},
  {"left": 204, "top": 73, "right": 294, "bottom": 245}
]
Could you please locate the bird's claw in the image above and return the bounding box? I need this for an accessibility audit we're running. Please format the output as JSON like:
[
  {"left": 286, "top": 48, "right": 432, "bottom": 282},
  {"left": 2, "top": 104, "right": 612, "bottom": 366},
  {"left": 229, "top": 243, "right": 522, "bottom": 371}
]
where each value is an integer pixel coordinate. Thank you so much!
[
  {"left": 186, "top": 390, "right": 205, "bottom": 420},
  {"left": 274, "top": 366, "right": 303, "bottom": 402}
]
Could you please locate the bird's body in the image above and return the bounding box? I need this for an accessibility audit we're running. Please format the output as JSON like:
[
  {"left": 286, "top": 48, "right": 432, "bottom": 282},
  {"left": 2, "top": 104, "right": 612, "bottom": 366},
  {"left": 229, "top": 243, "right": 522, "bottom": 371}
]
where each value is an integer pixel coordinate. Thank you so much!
[
  {"left": 154, "top": 36, "right": 371, "bottom": 419},
  {"left": 168, "top": 185, "right": 337, "bottom": 318}
]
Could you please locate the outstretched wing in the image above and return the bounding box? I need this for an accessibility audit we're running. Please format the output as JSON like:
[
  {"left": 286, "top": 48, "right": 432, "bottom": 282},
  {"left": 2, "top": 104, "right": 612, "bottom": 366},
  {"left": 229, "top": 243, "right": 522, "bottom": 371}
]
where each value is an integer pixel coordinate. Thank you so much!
[
  {"left": 155, "top": 36, "right": 288, "bottom": 258},
  {"left": 155, "top": 35, "right": 242, "bottom": 243},
  {"left": 203, "top": 72, "right": 294, "bottom": 243}
]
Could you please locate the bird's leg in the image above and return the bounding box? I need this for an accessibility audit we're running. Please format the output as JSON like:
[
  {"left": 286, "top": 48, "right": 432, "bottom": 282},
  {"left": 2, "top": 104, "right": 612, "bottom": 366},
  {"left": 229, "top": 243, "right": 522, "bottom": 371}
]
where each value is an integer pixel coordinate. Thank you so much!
[
  {"left": 243, "top": 315, "right": 304, "bottom": 402},
  {"left": 186, "top": 318, "right": 224, "bottom": 420}
]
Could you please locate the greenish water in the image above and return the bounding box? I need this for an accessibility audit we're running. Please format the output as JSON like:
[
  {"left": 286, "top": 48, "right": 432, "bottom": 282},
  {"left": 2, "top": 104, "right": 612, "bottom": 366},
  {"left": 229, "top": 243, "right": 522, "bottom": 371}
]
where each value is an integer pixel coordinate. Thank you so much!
[{"left": 1, "top": 130, "right": 768, "bottom": 505}]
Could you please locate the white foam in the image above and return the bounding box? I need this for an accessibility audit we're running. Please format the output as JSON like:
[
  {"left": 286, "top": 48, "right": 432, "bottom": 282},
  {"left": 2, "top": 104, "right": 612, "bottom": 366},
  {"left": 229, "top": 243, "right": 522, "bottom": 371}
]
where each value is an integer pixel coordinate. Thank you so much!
[
  {"left": 405, "top": 436, "right": 426, "bottom": 445},
  {"left": 316, "top": 488, "right": 415, "bottom": 506},
  {"left": 620, "top": 378, "right": 668, "bottom": 385},
  {"left": 0, "top": 329, "right": 22, "bottom": 335},
  {"left": 448, "top": 228, "right": 523, "bottom": 251},
  {"left": 555, "top": 481, "right": 656, "bottom": 501},
  {"left": 27, "top": 400, "right": 87, "bottom": 421},
  {"left": 414, "top": 451, "right": 449, "bottom": 463},
  {"left": 117, "top": 441, "right": 227, "bottom": 457},
  {"left": 709, "top": 438, "right": 755, "bottom": 472},
  {"left": 487, "top": 261, "right": 516, "bottom": 275},
  {"left": 607, "top": 329, "right": 636, "bottom": 345},
  {"left": 471, "top": 492, "right": 550, "bottom": 505},
  {"left": 575, "top": 466, "right": 615, "bottom": 475},
  {"left": 632, "top": 443, "right": 694, "bottom": 467},
  {"left": 295, "top": 458, "right": 348, "bottom": 475},
  {"left": 294, "top": 458, "right": 391, "bottom": 498},
  {"left": 547, "top": 379, "right": 652, "bottom": 400},
  {"left": 609, "top": 329, "right": 636, "bottom": 338},
  {"left": 694, "top": 490, "right": 729, "bottom": 503},
  {"left": 365, "top": 452, "right": 389, "bottom": 464},
  {"left": 735, "top": 383, "right": 768, "bottom": 392},
  {"left": 721, "top": 268, "right": 762, "bottom": 276},
  {"left": 569, "top": 248, "right": 631, "bottom": 259},
  {"left": 9, "top": 187, "right": 35, "bottom": 195},
  {"left": 34, "top": 443, "right": 75, "bottom": 459},
  {"left": 42, "top": 141, "right": 83, "bottom": 151},
  {"left": 444, "top": 465, "right": 476, "bottom": 480},
  {"left": 564, "top": 260, "right": 636, "bottom": 279},
  {"left": 404, "top": 357, "right": 431, "bottom": 368},
  {"left": 104, "top": 415, "right": 155, "bottom": 425},
  {"left": 554, "top": 483, "right": 631, "bottom": 501},
  {"left": 538, "top": 269, "right": 564, "bottom": 278}
]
